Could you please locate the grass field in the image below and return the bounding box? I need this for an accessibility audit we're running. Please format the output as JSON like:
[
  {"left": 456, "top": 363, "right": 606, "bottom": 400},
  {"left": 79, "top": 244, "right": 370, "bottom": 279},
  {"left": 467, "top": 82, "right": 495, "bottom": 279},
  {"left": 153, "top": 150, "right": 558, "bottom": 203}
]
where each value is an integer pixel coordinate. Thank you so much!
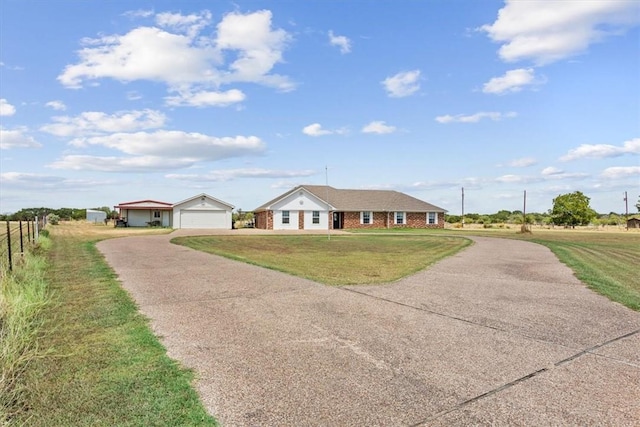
[
  {"left": 172, "top": 234, "right": 471, "bottom": 285},
  {"left": 9, "top": 222, "right": 217, "bottom": 426}
]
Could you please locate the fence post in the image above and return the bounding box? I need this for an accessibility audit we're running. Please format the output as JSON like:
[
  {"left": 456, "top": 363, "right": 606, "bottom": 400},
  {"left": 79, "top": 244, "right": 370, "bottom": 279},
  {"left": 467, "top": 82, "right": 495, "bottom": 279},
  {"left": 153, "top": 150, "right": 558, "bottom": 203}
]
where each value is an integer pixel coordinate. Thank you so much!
[
  {"left": 6, "top": 221, "right": 12, "bottom": 272},
  {"left": 19, "top": 220, "right": 24, "bottom": 254},
  {"left": 35, "top": 216, "right": 39, "bottom": 240},
  {"left": 27, "top": 219, "right": 31, "bottom": 243}
]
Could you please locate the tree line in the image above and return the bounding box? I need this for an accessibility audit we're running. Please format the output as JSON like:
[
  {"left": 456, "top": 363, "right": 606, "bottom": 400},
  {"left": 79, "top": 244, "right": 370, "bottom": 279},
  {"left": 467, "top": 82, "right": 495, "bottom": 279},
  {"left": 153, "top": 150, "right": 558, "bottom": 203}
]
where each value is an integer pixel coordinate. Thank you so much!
[
  {"left": 0, "top": 206, "right": 117, "bottom": 222},
  {"left": 446, "top": 191, "right": 638, "bottom": 227}
]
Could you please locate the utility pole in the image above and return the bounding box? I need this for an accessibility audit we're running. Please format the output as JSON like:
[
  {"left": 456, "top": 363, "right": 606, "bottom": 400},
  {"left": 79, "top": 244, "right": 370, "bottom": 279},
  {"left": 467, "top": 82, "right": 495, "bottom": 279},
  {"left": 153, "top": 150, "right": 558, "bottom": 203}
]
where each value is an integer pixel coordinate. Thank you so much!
[
  {"left": 624, "top": 191, "right": 628, "bottom": 230},
  {"left": 461, "top": 187, "right": 465, "bottom": 228}
]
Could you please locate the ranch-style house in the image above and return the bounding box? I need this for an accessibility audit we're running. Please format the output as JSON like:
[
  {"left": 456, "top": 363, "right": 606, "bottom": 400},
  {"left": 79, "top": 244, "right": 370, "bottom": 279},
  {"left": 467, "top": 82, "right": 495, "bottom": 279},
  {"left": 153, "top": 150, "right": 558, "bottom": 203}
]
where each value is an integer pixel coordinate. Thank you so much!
[
  {"left": 254, "top": 185, "right": 446, "bottom": 230},
  {"left": 114, "top": 193, "right": 234, "bottom": 229}
]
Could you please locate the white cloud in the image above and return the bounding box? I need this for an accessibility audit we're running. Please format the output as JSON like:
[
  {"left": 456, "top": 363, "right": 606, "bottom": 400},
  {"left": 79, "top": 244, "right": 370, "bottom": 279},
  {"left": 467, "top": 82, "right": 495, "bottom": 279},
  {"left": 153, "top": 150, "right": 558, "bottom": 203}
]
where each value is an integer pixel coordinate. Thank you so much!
[
  {"left": 0, "top": 99, "right": 16, "bottom": 116},
  {"left": 382, "top": 70, "right": 421, "bottom": 98},
  {"left": 508, "top": 157, "right": 537, "bottom": 167},
  {"left": 496, "top": 174, "right": 527, "bottom": 184},
  {"left": 165, "top": 88, "right": 245, "bottom": 107},
  {"left": 156, "top": 11, "right": 211, "bottom": 37},
  {"left": 215, "top": 10, "right": 293, "bottom": 90},
  {"left": 45, "top": 100, "right": 67, "bottom": 111},
  {"left": 436, "top": 111, "right": 517, "bottom": 123},
  {"left": 410, "top": 180, "right": 461, "bottom": 190},
  {"left": 560, "top": 138, "right": 640, "bottom": 161},
  {"left": 601, "top": 166, "right": 640, "bottom": 179},
  {"left": 1, "top": 172, "right": 65, "bottom": 186},
  {"left": 41, "top": 109, "right": 166, "bottom": 137},
  {"left": 328, "top": 30, "right": 351, "bottom": 54},
  {"left": 67, "top": 130, "right": 265, "bottom": 159},
  {"left": 482, "top": 68, "right": 543, "bottom": 94},
  {"left": 127, "top": 91, "right": 143, "bottom": 101},
  {"left": 541, "top": 166, "right": 563, "bottom": 176},
  {"left": 481, "top": 0, "right": 640, "bottom": 65},
  {"left": 0, "top": 127, "right": 42, "bottom": 149},
  {"left": 540, "top": 167, "right": 589, "bottom": 180},
  {"left": 58, "top": 10, "right": 294, "bottom": 96},
  {"left": 49, "top": 155, "right": 197, "bottom": 172},
  {"left": 122, "top": 9, "right": 154, "bottom": 19},
  {"left": 167, "top": 168, "right": 317, "bottom": 182},
  {"left": 302, "top": 123, "right": 332, "bottom": 136},
  {"left": 361, "top": 121, "right": 396, "bottom": 134}
]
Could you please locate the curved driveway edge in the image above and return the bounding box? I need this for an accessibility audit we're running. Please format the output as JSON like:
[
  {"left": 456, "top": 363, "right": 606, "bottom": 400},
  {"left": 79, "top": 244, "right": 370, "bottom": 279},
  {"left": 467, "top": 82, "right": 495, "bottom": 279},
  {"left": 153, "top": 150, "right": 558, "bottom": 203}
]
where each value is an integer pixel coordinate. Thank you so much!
[{"left": 97, "top": 231, "right": 640, "bottom": 426}]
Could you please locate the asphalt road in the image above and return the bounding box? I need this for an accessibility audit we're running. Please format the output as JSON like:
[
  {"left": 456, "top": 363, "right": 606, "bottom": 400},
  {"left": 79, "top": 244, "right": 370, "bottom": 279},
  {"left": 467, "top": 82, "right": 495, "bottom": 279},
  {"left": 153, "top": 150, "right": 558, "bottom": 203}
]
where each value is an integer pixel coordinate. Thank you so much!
[{"left": 97, "top": 230, "right": 640, "bottom": 426}]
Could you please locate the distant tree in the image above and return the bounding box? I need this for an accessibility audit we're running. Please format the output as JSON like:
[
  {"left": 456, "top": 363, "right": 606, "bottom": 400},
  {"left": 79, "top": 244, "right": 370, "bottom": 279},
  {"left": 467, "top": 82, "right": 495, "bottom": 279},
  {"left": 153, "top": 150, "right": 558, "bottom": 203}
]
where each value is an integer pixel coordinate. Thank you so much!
[
  {"left": 445, "top": 214, "right": 461, "bottom": 223},
  {"left": 636, "top": 196, "right": 640, "bottom": 213},
  {"left": 48, "top": 214, "right": 60, "bottom": 225},
  {"left": 465, "top": 213, "right": 480, "bottom": 222},
  {"left": 550, "top": 191, "right": 597, "bottom": 227},
  {"left": 492, "top": 210, "right": 511, "bottom": 223}
]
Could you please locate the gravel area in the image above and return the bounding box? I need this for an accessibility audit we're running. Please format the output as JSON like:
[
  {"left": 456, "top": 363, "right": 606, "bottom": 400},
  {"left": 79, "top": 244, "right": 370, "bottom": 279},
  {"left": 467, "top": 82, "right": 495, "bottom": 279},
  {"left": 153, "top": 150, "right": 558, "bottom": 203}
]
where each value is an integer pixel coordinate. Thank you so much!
[{"left": 97, "top": 230, "right": 640, "bottom": 426}]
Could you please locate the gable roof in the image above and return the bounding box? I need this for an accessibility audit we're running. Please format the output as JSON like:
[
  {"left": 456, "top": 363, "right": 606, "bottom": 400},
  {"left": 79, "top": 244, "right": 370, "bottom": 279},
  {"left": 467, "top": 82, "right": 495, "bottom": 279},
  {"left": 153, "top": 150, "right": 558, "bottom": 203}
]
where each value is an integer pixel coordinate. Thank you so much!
[
  {"left": 255, "top": 185, "right": 446, "bottom": 212},
  {"left": 173, "top": 193, "right": 235, "bottom": 209},
  {"left": 114, "top": 199, "right": 173, "bottom": 210}
]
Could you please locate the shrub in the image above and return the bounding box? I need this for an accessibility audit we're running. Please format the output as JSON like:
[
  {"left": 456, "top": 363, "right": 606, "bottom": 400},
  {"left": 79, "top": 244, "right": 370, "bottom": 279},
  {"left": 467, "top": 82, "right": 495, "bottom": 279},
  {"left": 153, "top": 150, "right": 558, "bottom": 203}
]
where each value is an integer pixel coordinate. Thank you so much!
[{"left": 47, "top": 214, "right": 60, "bottom": 225}]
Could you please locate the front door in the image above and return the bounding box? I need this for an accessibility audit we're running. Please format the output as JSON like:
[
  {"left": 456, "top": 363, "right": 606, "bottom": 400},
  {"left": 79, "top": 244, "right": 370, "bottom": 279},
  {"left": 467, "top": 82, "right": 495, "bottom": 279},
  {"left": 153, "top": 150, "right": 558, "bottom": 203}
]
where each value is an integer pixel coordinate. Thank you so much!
[{"left": 332, "top": 212, "right": 344, "bottom": 229}]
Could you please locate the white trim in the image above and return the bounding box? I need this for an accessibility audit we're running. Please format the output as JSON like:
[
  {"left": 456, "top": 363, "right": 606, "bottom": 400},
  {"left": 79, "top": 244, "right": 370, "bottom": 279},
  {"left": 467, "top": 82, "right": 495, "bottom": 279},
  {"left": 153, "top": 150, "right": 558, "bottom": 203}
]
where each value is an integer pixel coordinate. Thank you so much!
[
  {"left": 427, "top": 212, "right": 437, "bottom": 225},
  {"left": 360, "top": 211, "right": 373, "bottom": 225},
  {"left": 394, "top": 211, "right": 406, "bottom": 225}
]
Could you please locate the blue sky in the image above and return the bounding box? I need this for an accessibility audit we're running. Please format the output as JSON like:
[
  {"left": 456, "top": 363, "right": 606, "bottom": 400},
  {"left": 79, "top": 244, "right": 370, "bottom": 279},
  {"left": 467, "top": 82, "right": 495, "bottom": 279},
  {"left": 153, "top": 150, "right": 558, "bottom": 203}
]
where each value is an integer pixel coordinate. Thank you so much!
[{"left": 1, "top": 0, "right": 638, "bottom": 215}]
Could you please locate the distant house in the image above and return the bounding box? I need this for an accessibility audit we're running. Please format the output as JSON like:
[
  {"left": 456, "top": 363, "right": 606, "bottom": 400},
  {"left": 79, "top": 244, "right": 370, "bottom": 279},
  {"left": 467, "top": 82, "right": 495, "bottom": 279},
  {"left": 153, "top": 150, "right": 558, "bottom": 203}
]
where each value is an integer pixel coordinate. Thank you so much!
[
  {"left": 114, "top": 193, "right": 234, "bottom": 229},
  {"left": 86, "top": 209, "right": 107, "bottom": 223},
  {"left": 254, "top": 185, "right": 446, "bottom": 230},
  {"left": 627, "top": 217, "right": 640, "bottom": 229},
  {"left": 114, "top": 200, "right": 173, "bottom": 227}
]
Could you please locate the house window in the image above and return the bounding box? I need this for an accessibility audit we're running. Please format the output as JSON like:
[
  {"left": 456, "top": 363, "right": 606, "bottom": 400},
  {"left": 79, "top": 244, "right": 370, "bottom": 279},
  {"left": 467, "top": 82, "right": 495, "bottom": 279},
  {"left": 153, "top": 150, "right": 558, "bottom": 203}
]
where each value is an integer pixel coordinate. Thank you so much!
[
  {"left": 361, "top": 211, "right": 372, "bottom": 225},
  {"left": 282, "top": 210, "right": 290, "bottom": 224},
  {"left": 153, "top": 210, "right": 161, "bottom": 219},
  {"left": 428, "top": 212, "right": 437, "bottom": 224},
  {"left": 395, "top": 212, "right": 405, "bottom": 225},
  {"left": 312, "top": 211, "right": 320, "bottom": 224}
]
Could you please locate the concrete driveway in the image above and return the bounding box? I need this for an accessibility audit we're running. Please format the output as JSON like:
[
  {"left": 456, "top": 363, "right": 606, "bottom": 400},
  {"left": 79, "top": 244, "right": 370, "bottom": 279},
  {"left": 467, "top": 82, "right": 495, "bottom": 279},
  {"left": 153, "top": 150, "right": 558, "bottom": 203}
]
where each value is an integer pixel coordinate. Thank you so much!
[{"left": 97, "top": 231, "right": 640, "bottom": 426}]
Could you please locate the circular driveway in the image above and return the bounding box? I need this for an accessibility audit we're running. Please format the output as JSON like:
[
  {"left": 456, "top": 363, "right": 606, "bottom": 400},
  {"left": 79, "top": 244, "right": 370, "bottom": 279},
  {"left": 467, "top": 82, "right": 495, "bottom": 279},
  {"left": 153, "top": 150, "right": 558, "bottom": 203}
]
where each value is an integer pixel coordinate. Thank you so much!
[{"left": 97, "top": 231, "right": 640, "bottom": 426}]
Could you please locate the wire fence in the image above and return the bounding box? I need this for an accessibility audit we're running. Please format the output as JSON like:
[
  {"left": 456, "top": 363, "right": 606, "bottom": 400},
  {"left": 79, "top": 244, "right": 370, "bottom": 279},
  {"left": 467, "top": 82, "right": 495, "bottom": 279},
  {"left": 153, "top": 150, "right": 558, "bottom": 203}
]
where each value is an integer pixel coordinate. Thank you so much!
[{"left": 0, "top": 218, "right": 43, "bottom": 273}]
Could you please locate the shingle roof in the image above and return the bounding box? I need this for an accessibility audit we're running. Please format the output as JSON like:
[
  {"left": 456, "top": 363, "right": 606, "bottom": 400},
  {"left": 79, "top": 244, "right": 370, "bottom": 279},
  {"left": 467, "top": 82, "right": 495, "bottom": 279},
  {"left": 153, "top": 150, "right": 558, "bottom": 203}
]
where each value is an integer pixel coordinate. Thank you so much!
[{"left": 255, "top": 185, "right": 446, "bottom": 212}]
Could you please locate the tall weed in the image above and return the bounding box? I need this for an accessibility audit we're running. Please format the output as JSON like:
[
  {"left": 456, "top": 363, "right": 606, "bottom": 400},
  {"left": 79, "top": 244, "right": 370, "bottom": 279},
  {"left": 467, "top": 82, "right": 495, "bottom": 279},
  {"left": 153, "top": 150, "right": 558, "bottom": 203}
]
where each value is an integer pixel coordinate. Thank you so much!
[{"left": 0, "top": 236, "right": 51, "bottom": 425}]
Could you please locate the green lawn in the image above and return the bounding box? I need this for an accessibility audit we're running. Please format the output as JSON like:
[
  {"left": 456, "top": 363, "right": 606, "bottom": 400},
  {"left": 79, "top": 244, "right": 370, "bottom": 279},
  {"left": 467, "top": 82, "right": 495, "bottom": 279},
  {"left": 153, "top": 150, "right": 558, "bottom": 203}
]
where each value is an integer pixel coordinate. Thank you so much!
[
  {"left": 11, "top": 223, "right": 217, "bottom": 426},
  {"left": 172, "top": 234, "right": 471, "bottom": 285},
  {"left": 356, "top": 228, "right": 640, "bottom": 311}
]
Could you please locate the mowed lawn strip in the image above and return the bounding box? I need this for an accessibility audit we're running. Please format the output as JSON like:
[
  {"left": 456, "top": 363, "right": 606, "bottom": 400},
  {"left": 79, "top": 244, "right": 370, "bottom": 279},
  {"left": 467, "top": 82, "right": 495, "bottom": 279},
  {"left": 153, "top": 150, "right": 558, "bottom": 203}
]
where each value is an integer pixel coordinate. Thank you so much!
[
  {"left": 526, "top": 233, "right": 640, "bottom": 311},
  {"left": 15, "top": 223, "right": 217, "bottom": 427},
  {"left": 356, "top": 228, "right": 640, "bottom": 311},
  {"left": 172, "top": 234, "right": 471, "bottom": 285}
]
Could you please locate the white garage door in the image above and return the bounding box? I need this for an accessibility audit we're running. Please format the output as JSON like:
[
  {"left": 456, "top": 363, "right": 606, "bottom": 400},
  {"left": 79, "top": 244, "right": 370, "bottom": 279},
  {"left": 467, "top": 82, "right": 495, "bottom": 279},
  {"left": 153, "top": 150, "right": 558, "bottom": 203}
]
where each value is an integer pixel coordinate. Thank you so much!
[{"left": 180, "top": 210, "right": 227, "bottom": 229}]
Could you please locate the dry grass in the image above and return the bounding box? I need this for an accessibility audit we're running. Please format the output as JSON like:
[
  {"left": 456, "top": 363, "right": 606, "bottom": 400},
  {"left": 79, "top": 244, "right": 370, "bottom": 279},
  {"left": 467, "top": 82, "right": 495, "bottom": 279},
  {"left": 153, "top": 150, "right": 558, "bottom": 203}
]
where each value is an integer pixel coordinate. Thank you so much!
[
  {"left": 9, "top": 221, "right": 215, "bottom": 426},
  {"left": 173, "top": 234, "right": 471, "bottom": 285}
]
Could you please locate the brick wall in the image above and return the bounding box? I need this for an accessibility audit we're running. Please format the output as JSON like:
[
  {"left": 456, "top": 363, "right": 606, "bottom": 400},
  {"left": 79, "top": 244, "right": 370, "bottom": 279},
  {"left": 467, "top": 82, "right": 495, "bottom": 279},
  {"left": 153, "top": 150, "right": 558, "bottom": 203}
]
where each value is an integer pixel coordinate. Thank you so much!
[
  {"left": 254, "top": 211, "right": 274, "bottom": 229},
  {"left": 337, "top": 211, "right": 444, "bottom": 229},
  {"left": 260, "top": 210, "right": 444, "bottom": 230}
]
